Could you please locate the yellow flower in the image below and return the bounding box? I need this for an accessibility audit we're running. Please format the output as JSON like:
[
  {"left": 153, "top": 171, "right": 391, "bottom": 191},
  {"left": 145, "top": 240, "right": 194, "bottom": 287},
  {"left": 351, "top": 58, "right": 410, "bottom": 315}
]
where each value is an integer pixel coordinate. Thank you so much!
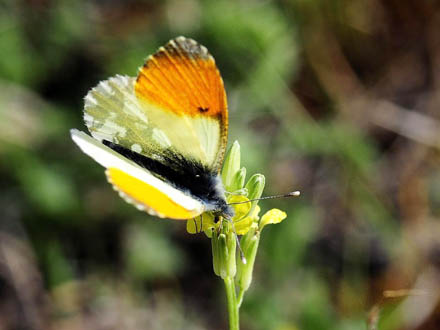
[
  {"left": 186, "top": 212, "right": 215, "bottom": 234},
  {"left": 228, "top": 195, "right": 251, "bottom": 218},
  {"left": 234, "top": 205, "right": 260, "bottom": 235},
  {"left": 187, "top": 194, "right": 266, "bottom": 236},
  {"left": 259, "top": 208, "right": 287, "bottom": 230},
  {"left": 187, "top": 140, "right": 289, "bottom": 236},
  {"left": 227, "top": 195, "right": 260, "bottom": 235}
]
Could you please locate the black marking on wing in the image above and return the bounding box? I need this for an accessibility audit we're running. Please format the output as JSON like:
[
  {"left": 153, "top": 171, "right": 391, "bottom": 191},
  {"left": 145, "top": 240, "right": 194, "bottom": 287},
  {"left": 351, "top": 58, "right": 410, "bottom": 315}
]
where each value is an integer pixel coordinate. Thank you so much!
[{"left": 102, "top": 140, "right": 231, "bottom": 216}]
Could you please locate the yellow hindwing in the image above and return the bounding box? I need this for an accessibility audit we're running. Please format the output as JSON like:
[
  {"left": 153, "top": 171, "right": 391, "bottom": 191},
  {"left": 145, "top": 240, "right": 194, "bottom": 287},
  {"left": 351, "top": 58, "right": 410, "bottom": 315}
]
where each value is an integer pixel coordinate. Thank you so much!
[{"left": 106, "top": 167, "right": 201, "bottom": 220}]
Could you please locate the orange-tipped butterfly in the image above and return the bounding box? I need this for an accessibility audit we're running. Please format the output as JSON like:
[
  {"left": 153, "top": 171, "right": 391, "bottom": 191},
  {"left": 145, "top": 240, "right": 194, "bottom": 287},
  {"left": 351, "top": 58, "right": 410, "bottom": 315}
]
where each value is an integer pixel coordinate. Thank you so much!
[{"left": 71, "top": 37, "right": 234, "bottom": 220}]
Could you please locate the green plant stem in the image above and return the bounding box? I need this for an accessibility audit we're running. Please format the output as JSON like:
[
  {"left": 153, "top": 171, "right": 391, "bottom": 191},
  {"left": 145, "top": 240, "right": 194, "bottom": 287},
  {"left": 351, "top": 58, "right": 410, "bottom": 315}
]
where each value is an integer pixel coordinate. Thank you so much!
[
  {"left": 224, "top": 276, "right": 239, "bottom": 330},
  {"left": 237, "top": 288, "right": 245, "bottom": 308}
]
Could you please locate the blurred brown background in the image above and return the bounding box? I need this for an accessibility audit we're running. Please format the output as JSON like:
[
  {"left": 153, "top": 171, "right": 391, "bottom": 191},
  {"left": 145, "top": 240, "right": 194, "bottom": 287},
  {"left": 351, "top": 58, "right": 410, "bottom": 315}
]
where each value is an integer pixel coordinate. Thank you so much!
[{"left": 1, "top": 0, "right": 440, "bottom": 329}]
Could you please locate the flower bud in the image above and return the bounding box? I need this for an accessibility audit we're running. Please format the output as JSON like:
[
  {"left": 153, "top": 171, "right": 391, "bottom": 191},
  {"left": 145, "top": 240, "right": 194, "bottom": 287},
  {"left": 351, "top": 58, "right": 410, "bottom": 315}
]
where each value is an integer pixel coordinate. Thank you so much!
[
  {"left": 218, "top": 233, "right": 228, "bottom": 279},
  {"left": 229, "top": 167, "right": 246, "bottom": 192},
  {"left": 245, "top": 174, "right": 265, "bottom": 217},
  {"left": 222, "top": 141, "right": 241, "bottom": 191},
  {"left": 237, "top": 231, "right": 260, "bottom": 292},
  {"left": 212, "top": 225, "right": 237, "bottom": 279},
  {"left": 226, "top": 230, "right": 237, "bottom": 278},
  {"left": 245, "top": 174, "right": 265, "bottom": 200},
  {"left": 211, "top": 229, "right": 221, "bottom": 276}
]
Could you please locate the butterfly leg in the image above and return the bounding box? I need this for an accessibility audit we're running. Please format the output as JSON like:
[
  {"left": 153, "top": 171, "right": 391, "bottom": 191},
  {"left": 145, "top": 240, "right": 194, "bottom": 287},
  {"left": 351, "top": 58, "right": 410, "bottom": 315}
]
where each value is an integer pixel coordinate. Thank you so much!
[
  {"left": 228, "top": 218, "right": 247, "bottom": 264},
  {"left": 200, "top": 213, "right": 204, "bottom": 233},
  {"left": 193, "top": 218, "right": 198, "bottom": 233}
]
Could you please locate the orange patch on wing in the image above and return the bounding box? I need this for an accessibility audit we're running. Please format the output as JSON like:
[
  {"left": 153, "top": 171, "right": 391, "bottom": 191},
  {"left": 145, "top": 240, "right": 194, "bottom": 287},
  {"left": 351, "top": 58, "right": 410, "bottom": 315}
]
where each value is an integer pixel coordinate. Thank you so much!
[
  {"left": 106, "top": 167, "right": 201, "bottom": 220},
  {"left": 135, "top": 38, "right": 228, "bottom": 120}
]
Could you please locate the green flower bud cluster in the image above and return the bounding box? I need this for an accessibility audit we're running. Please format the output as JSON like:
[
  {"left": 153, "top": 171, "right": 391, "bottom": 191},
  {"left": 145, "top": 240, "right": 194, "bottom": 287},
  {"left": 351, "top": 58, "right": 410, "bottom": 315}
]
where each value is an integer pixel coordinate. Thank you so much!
[{"left": 187, "top": 141, "right": 289, "bottom": 317}]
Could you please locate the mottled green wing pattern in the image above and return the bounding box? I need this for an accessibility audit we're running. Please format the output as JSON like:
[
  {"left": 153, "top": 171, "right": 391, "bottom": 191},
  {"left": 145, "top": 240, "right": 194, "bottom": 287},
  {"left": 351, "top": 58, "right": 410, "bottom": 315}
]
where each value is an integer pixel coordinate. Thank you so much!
[{"left": 84, "top": 75, "right": 172, "bottom": 156}]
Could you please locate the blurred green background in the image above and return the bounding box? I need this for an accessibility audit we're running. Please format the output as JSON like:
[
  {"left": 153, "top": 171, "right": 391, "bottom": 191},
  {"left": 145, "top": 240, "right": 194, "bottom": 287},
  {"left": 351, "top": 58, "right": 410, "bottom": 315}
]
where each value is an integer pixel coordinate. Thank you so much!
[{"left": 2, "top": 0, "right": 440, "bottom": 329}]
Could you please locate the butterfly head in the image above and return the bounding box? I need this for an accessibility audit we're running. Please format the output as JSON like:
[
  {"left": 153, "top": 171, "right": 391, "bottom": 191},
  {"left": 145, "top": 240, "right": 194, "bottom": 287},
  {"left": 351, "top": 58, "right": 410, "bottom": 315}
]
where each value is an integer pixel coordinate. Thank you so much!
[
  {"left": 213, "top": 199, "right": 235, "bottom": 220},
  {"left": 203, "top": 174, "right": 235, "bottom": 219}
]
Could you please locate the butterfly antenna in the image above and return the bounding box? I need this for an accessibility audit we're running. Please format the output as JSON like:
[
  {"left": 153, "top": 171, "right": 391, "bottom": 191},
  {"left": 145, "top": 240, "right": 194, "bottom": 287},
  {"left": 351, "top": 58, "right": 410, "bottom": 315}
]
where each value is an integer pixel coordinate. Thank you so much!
[
  {"left": 227, "top": 191, "right": 300, "bottom": 205},
  {"left": 236, "top": 232, "right": 247, "bottom": 264}
]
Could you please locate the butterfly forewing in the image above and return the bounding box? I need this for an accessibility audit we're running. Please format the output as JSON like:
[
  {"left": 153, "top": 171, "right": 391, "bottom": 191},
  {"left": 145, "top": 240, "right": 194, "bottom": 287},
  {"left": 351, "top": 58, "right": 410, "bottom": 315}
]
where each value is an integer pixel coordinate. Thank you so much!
[
  {"left": 84, "top": 37, "right": 228, "bottom": 173},
  {"left": 135, "top": 37, "right": 228, "bottom": 171}
]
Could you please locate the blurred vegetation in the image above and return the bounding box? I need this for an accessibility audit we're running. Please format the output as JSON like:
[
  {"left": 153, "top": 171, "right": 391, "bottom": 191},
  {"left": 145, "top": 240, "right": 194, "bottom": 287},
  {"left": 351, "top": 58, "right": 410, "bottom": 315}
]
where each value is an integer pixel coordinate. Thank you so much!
[{"left": 1, "top": 0, "right": 440, "bottom": 329}]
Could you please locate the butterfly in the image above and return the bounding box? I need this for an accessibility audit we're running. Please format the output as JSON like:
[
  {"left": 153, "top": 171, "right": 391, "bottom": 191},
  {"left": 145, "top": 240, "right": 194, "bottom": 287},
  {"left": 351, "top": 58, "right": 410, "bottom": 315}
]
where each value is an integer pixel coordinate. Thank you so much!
[{"left": 71, "top": 37, "right": 234, "bottom": 220}]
